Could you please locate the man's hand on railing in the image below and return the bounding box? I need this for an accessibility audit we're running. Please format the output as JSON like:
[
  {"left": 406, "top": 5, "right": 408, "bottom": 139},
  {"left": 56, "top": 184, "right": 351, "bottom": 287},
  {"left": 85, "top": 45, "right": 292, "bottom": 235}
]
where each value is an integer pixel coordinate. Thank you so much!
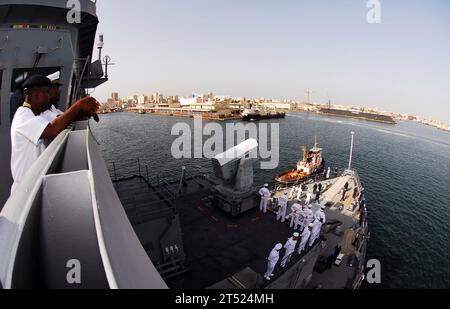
[
  {"left": 77, "top": 96, "right": 100, "bottom": 113},
  {"left": 75, "top": 96, "right": 101, "bottom": 123},
  {"left": 42, "top": 96, "right": 100, "bottom": 140}
]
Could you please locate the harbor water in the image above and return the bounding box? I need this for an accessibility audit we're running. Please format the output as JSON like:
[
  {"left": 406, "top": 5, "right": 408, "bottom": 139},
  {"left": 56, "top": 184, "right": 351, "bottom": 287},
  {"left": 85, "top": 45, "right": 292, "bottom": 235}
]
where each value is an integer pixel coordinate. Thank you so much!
[{"left": 91, "top": 112, "right": 450, "bottom": 289}]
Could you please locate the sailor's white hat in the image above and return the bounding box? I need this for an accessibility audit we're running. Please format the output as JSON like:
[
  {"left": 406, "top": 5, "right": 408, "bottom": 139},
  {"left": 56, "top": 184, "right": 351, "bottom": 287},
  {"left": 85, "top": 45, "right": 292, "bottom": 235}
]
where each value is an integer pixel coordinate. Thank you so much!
[
  {"left": 264, "top": 184, "right": 269, "bottom": 187},
  {"left": 309, "top": 223, "right": 314, "bottom": 228},
  {"left": 275, "top": 243, "right": 283, "bottom": 250},
  {"left": 321, "top": 205, "right": 326, "bottom": 209},
  {"left": 293, "top": 232, "right": 300, "bottom": 238}
]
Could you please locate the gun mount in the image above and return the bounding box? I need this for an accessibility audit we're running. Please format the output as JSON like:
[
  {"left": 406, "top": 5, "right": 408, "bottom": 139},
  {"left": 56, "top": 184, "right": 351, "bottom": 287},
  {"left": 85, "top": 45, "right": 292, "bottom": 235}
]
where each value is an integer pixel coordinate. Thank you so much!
[{"left": 211, "top": 139, "right": 260, "bottom": 217}]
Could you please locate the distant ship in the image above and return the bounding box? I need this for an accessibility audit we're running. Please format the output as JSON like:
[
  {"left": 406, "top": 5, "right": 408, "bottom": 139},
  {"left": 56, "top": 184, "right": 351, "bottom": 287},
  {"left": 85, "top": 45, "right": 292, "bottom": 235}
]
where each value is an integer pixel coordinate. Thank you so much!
[
  {"left": 276, "top": 140, "right": 325, "bottom": 185},
  {"left": 242, "top": 105, "right": 286, "bottom": 121},
  {"left": 319, "top": 107, "right": 396, "bottom": 125}
]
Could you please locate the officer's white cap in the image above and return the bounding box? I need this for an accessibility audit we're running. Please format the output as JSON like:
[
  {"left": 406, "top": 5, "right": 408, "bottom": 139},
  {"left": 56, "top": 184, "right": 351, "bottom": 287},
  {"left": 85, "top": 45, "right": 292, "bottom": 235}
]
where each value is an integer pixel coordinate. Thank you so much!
[{"left": 264, "top": 184, "right": 269, "bottom": 187}]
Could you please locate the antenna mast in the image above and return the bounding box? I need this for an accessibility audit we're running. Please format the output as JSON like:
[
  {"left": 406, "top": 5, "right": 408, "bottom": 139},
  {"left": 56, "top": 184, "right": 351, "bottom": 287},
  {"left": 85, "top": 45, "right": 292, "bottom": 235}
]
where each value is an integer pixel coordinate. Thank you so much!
[{"left": 348, "top": 131, "right": 355, "bottom": 170}]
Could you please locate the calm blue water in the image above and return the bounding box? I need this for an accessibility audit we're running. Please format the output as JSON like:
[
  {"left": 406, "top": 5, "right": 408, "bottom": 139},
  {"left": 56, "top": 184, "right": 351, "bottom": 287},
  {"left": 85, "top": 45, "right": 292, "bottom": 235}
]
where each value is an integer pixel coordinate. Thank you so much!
[{"left": 91, "top": 112, "right": 450, "bottom": 289}]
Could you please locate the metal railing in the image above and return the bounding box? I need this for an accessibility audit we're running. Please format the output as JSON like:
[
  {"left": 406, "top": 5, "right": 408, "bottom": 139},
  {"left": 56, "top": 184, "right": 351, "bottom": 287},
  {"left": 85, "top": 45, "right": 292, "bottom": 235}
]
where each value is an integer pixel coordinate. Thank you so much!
[
  {"left": 352, "top": 169, "right": 364, "bottom": 195},
  {"left": 1, "top": 123, "right": 169, "bottom": 289},
  {"left": 111, "top": 158, "right": 208, "bottom": 192},
  {"left": 0, "top": 127, "right": 72, "bottom": 287}
]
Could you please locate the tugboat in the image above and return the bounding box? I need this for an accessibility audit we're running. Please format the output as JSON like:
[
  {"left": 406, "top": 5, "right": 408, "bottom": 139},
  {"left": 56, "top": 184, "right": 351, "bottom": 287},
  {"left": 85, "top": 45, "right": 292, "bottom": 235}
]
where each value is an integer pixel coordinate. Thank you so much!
[{"left": 276, "top": 139, "right": 325, "bottom": 185}]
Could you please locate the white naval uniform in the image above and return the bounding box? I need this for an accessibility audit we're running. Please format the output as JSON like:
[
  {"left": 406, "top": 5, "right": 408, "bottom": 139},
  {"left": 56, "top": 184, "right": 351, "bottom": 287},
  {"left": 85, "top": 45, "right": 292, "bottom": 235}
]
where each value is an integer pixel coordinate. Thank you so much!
[
  {"left": 310, "top": 211, "right": 325, "bottom": 246},
  {"left": 305, "top": 192, "right": 312, "bottom": 206},
  {"left": 10, "top": 106, "right": 50, "bottom": 194},
  {"left": 259, "top": 187, "right": 271, "bottom": 213},
  {"left": 309, "top": 221, "right": 322, "bottom": 247},
  {"left": 298, "top": 207, "right": 308, "bottom": 230},
  {"left": 277, "top": 195, "right": 289, "bottom": 223},
  {"left": 298, "top": 227, "right": 311, "bottom": 254},
  {"left": 40, "top": 105, "right": 63, "bottom": 122},
  {"left": 281, "top": 237, "right": 298, "bottom": 268},
  {"left": 315, "top": 209, "right": 326, "bottom": 226},
  {"left": 302, "top": 208, "right": 314, "bottom": 229},
  {"left": 264, "top": 246, "right": 281, "bottom": 278},
  {"left": 289, "top": 187, "right": 295, "bottom": 200},
  {"left": 290, "top": 203, "right": 301, "bottom": 229},
  {"left": 296, "top": 186, "right": 303, "bottom": 200},
  {"left": 40, "top": 105, "right": 64, "bottom": 147}
]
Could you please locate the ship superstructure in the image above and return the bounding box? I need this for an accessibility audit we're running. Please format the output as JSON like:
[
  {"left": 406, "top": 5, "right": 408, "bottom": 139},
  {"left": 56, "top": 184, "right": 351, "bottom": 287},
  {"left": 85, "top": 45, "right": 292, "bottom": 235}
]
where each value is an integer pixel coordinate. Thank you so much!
[{"left": 0, "top": 0, "right": 166, "bottom": 289}]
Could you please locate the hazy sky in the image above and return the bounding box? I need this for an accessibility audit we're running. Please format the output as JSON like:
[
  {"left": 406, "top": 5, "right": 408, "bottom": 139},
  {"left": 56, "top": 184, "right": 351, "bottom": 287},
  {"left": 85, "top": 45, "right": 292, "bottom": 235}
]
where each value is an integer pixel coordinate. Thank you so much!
[{"left": 93, "top": 0, "right": 450, "bottom": 122}]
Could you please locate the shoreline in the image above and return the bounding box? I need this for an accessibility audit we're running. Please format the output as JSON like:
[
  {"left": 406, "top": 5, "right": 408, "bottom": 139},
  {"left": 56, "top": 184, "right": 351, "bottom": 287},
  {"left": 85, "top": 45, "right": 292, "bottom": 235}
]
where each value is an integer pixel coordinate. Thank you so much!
[
  {"left": 101, "top": 110, "right": 396, "bottom": 125},
  {"left": 288, "top": 109, "right": 397, "bottom": 125},
  {"left": 317, "top": 112, "right": 397, "bottom": 125}
]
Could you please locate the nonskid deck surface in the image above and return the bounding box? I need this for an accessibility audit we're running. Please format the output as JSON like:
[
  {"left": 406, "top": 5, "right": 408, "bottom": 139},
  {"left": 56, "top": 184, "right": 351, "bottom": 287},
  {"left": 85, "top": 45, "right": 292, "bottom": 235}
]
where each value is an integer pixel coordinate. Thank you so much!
[
  {"left": 167, "top": 190, "right": 298, "bottom": 289},
  {"left": 114, "top": 176, "right": 311, "bottom": 289}
]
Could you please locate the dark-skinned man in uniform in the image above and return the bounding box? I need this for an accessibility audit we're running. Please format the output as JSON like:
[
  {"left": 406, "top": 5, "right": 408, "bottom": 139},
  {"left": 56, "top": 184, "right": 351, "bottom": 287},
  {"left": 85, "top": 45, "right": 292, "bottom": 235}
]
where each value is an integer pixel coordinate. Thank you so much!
[
  {"left": 10, "top": 75, "right": 100, "bottom": 194},
  {"left": 40, "top": 78, "right": 64, "bottom": 121}
]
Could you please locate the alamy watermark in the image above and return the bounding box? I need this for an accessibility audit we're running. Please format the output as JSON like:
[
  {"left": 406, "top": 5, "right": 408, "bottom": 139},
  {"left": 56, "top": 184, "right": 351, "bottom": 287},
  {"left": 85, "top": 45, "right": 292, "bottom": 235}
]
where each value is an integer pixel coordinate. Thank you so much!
[
  {"left": 66, "top": 0, "right": 81, "bottom": 24},
  {"left": 171, "top": 117, "right": 280, "bottom": 170},
  {"left": 366, "top": 259, "right": 382, "bottom": 284},
  {"left": 367, "top": 0, "right": 382, "bottom": 24},
  {"left": 66, "top": 259, "right": 81, "bottom": 285},
  {"left": 67, "top": 1, "right": 381, "bottom": 26}
]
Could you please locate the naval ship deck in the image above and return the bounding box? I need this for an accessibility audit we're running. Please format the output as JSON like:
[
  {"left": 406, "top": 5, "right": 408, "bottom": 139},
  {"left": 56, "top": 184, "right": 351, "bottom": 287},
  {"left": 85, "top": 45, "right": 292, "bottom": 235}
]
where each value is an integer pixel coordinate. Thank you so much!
[
  {"left": 114, "top": 175, "right": 301, "bottom": 289},
  {"left": 113, "top": 168, "right": 367, "bottom": 290},
  {"left": 307, "top": 207, "right": 361, "bottom": 289}
]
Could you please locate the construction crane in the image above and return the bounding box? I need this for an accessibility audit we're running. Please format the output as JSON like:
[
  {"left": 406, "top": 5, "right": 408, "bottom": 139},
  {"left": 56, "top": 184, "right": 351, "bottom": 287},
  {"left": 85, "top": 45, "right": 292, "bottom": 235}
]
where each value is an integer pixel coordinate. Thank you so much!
[{"left": 306, "top": 88, "right": 316, "bottom": 104}]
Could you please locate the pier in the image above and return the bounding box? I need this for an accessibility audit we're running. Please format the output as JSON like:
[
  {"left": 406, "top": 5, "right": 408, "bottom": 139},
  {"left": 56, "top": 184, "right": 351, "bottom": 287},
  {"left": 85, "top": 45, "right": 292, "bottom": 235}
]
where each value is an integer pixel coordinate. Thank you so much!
[{"left": 125, "top": 107, "right": 243, "bottom": 121}]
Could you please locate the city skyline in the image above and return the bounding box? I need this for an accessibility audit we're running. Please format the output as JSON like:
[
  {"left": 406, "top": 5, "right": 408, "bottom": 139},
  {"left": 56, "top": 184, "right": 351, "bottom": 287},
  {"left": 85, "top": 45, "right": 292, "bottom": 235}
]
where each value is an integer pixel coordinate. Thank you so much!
[
  {"left": 102, "top": 89, "right": 448, "bottom": 125},
  {"left": 93, "top": 0, "right": 450, "bottom": 123}
]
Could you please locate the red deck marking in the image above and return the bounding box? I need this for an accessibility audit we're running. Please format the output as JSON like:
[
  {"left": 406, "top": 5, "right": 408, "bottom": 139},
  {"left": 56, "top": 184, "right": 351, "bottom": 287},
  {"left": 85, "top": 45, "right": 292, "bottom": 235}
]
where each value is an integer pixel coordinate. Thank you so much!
[
  {"left": 226, "top": 225, "right": 239, "bottom": 229},
  {"left": 197, "top": 201, "right": 272, "bottom": 229}
]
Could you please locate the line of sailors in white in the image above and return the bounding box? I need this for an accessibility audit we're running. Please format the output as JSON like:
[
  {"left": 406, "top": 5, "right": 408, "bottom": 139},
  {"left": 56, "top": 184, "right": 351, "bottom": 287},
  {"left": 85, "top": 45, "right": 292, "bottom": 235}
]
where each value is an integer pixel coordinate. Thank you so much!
[
  {"left": 259, "top": 184, "right": 318, "bottom": 229},
  {"left": 259, "top": 184, "right": 312, "bottom": 214},
  {"left": 260, "top": 184, "right": 327, "bottom": 281}
]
